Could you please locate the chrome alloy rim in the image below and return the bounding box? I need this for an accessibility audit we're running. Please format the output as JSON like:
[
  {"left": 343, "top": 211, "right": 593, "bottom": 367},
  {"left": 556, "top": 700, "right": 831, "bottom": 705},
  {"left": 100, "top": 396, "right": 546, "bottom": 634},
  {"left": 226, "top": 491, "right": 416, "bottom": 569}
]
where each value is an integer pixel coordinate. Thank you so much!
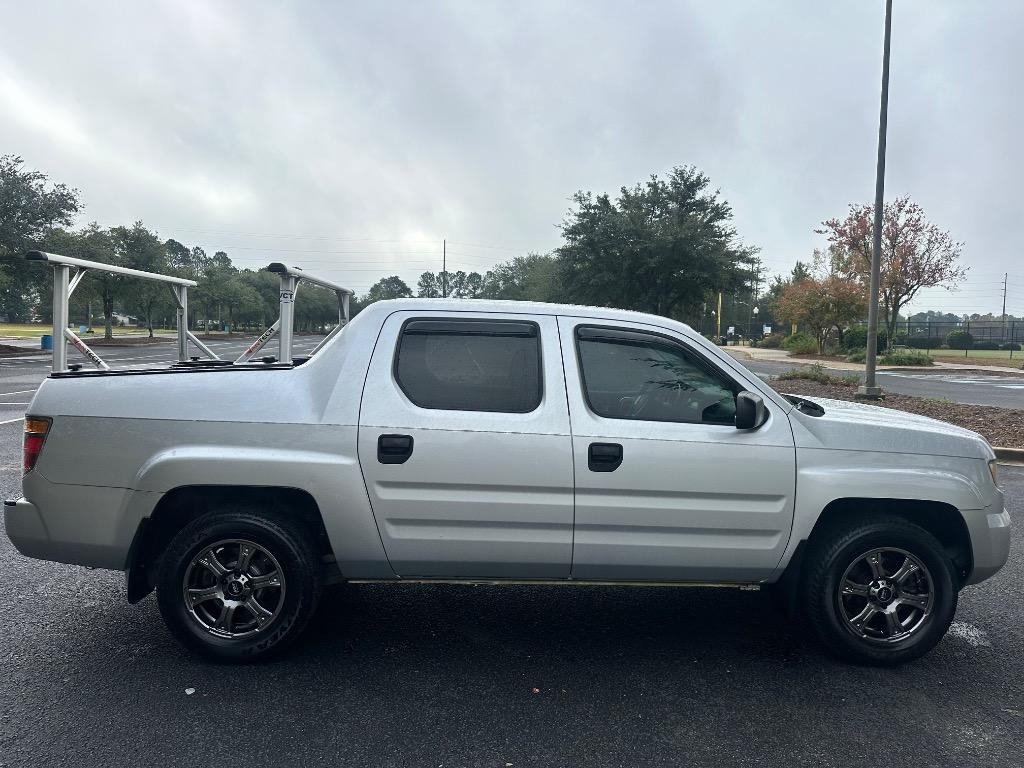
[
  {"left": 838, "top": 547, "right": 934, "bottom": 645},
  {"left": 182, "top": 539, "right": 286, "bottom": 639}
]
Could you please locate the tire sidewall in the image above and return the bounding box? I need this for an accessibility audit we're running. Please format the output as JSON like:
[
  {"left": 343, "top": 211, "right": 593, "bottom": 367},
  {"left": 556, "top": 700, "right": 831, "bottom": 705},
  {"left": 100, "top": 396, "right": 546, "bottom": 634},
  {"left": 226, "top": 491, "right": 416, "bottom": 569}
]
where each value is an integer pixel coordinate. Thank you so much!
[
  {"left": 157, "top": 514, "right": 317, "bottom": 662},
  {"left": 813, "top": 524, "right": 957, "bottom": 666}
]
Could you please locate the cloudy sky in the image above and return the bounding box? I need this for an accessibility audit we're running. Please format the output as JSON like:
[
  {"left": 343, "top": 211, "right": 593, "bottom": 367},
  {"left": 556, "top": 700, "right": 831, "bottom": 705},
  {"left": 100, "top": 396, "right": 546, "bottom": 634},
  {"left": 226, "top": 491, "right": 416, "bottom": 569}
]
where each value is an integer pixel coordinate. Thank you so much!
[{"left": 2, "top": 0, "right": 1021, "bottom": 314}]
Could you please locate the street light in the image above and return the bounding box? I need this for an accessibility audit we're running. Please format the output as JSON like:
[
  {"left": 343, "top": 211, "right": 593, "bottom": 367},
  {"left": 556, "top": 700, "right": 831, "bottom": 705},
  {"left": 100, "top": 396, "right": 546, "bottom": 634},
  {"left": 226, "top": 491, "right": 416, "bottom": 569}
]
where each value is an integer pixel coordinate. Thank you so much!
[
  {"left": 751, "top": 306, "right": 760, "bottom": 341},
  {"left": 859, "top": 0, "right": 892, "bottom": 400}
]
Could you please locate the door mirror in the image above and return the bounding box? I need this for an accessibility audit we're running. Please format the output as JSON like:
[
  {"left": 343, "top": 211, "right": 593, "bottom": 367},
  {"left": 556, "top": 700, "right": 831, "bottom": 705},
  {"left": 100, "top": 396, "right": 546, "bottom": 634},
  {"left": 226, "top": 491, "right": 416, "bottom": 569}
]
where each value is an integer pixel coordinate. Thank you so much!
[{"left": 735, "top": 391, "right": 766, "bottom": 430}]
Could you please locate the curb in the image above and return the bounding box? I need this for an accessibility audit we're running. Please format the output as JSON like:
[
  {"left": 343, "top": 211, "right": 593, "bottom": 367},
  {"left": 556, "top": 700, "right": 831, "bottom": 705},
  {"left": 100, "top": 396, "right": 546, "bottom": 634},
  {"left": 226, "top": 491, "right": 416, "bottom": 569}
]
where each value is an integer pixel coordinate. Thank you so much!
[{"left": 994, "top": 447, "right": 1024, "bottom": 465}]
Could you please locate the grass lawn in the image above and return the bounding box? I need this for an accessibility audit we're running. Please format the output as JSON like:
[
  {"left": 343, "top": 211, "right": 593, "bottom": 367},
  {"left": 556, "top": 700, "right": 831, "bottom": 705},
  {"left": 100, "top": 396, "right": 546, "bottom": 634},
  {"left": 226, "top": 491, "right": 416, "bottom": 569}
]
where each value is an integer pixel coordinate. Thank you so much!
[
  {"left": 0, "top": 323, "right": 168, "bottom": 339},
  {"left": 926, "top": 348, "right": 1020, "bottom": 360}
]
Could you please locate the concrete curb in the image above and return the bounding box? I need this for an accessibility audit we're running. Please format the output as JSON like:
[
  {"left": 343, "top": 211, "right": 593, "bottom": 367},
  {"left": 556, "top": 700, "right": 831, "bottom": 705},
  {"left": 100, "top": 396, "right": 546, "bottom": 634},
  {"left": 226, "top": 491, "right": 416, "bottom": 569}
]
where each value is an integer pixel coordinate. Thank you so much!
[{"left": 994, "top": 447, "right": 1024, "bottom": 465}]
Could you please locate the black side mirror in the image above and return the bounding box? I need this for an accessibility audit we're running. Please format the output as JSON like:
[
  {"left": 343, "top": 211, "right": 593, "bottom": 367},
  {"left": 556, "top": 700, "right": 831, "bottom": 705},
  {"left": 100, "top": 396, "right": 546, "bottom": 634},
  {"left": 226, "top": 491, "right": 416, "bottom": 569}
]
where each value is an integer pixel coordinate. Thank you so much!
[{"left": 735, "top": 391, "right": 766, "bottom": 430}]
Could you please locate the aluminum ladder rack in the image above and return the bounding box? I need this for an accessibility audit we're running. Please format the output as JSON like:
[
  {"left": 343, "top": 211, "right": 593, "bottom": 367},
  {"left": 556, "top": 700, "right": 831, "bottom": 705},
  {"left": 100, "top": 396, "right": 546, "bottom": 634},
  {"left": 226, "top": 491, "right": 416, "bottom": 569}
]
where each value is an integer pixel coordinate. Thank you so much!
[
  {"left": 235, "top": 263, "right": 354, "bottom": 365},
  {"left": 26, "top": 250, "right": 218, "bottom": 373}
]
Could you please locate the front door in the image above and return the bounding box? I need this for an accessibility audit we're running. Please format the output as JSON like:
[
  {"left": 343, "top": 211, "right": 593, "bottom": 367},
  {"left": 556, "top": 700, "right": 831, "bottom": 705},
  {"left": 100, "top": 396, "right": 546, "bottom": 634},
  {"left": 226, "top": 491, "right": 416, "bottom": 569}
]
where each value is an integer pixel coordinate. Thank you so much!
[
  {"left": 558, "top": 316, "right": 796, "bottom": 582},
  {"left": 358, "top": 311, "right": 574, "bottom": 578}
]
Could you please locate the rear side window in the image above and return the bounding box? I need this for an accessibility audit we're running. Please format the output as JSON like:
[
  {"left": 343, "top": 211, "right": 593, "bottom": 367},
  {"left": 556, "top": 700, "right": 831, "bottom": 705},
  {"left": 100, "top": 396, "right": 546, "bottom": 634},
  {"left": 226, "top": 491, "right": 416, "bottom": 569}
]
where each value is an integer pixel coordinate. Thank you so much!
[
  {"left": 575, "top": 326, "right": 738, "bottom": 425},
  {"left": 395, "top": 319, "right": 542, "bottom": 413}
]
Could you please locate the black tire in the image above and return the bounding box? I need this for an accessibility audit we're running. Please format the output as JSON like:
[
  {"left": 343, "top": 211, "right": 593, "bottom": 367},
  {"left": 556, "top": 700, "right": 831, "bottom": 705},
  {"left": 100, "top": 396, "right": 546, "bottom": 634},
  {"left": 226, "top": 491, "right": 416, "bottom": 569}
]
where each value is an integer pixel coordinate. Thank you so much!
[
  {"left": 156, "top": 508, "right": 322, "bottom": 662},
  {"left": 801, "top": 516, "right": 958, "bottom": 666}
]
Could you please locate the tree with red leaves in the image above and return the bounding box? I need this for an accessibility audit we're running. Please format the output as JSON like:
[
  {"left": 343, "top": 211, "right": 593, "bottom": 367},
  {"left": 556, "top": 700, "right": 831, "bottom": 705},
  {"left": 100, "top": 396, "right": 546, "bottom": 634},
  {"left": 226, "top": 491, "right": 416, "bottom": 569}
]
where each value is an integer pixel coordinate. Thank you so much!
[
  {"left": 819, "top": 196, "right": 966, "bottom": 340},
  {"left": 775, "top": 257, "right": 867, "bottom": 354}
]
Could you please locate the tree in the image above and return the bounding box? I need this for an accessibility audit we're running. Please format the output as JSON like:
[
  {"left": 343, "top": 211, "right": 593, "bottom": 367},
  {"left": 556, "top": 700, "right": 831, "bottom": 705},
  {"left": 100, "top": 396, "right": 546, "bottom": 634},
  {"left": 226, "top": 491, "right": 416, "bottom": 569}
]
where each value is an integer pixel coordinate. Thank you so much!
[
  {"left": 363, "top": 275, "right": 413, "bottom": 304},
  {"left": 46, "top": 224, "right": 121, "bottom": 338},
  {"left": 775, "top": 271, "right": 868, "bottom": 354},
  {"left": 111, "top": 222, "right": 169, "bottom": 337},
  {"left": 0, "top": 155, "right": 81, "bottom": 321},
  {"left": 558, "top": 166, "right": 758, "bottom": 320},
  {"left": 416, "top": 272, "right": 442, "bottom": 298},
  {"left": 481, "top": 253, "right": 560, "bottom": 302},
  {"left": 820, "top": 196, "right": 967, "bottom": 340}
]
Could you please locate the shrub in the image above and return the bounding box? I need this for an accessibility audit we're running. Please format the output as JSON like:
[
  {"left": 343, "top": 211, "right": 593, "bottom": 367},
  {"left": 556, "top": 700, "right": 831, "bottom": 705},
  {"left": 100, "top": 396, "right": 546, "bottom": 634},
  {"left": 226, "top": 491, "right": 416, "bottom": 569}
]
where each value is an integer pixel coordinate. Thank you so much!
[
  {"left": 841, "top": 325, "right": 890, "bottom": 352},
  {"left": 777, "top": 363, "right": 859, "bottom": 386},
  {"left": 761, "top": 333, "right": 783, "bottom": 348},
  {"left": 1000, "top": 342, "right": 1022, "bottom": 351},
  {"left": 905, "top": 336, "right": 942, "bottom": 349},
  {"left": 842, "top": 325, "right": 867, "bottom": 351},
  {"left": 880, "top": 350, "right": 934, "bottom": 366},
  {"left": 782, "top": 332, "right": 818, "bottom": 355},
  {"left": 946, "top": 330, "right": 974, "bottom": 350},
  {"left": 846, "top": 349, "right": 866, "bottom": 363},
  {"left": 972, "top": 341, "right": 1000, "bottom": 350}
]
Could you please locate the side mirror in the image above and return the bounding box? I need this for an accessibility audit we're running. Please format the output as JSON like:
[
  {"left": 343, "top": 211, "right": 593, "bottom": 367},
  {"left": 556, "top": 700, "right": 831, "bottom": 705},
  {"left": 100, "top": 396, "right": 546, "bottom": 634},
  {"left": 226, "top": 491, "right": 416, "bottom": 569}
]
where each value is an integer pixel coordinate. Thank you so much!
[{"left": 735, "top": 391, "right": 766, "bottom": 430}]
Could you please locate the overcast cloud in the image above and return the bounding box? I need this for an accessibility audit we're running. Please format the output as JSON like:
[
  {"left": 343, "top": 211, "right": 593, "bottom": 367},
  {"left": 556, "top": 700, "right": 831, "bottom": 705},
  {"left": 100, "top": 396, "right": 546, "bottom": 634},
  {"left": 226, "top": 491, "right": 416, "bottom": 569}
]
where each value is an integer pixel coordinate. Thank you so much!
[{"left": 1, "top": 0, "right": 1021, "bottom": 314}]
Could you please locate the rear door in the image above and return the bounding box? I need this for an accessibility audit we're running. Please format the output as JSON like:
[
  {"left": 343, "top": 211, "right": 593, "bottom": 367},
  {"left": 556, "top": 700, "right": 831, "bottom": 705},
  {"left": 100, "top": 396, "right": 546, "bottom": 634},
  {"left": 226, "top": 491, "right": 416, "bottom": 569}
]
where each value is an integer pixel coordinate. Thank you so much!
[
  {"left": 558, "top": 316, "right": 796, "bottom": 582},
  {"left": 357, "top": 310, "right": 574, "bottom": 578}
]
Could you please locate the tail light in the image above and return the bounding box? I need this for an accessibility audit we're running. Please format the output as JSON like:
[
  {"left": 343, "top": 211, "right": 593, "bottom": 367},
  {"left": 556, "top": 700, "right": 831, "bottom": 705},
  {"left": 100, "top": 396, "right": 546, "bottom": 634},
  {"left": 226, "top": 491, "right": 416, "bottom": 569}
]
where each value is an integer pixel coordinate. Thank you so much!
[{"left": 23, "top": 417, "right": 51, "bottom": 475}]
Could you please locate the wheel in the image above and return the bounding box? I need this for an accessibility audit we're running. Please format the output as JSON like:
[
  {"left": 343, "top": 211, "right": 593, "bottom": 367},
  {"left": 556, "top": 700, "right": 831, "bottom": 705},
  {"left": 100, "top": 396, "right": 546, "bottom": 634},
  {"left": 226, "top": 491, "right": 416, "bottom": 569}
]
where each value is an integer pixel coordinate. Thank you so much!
[
  {"left": 802, "top": 517, "right": 958, "bottom": 666},
  {"left": 156, "top": 509, "right": 323, "bottom": 662}
]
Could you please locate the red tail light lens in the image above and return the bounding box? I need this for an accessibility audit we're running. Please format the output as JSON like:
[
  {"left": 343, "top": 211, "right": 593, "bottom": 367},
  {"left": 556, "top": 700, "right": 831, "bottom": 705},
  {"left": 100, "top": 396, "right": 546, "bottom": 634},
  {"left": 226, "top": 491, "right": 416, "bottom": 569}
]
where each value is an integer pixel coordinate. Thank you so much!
[{"left": 23, "top": 417, "right": 51, "bottom": 475}]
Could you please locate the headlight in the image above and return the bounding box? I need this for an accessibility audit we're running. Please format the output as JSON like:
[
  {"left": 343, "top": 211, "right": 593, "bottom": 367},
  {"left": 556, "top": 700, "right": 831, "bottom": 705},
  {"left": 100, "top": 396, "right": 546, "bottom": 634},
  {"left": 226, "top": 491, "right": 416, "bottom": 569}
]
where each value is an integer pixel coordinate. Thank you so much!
[{"left": 989, "top": 459, "right": 1000, "bottom": 487}]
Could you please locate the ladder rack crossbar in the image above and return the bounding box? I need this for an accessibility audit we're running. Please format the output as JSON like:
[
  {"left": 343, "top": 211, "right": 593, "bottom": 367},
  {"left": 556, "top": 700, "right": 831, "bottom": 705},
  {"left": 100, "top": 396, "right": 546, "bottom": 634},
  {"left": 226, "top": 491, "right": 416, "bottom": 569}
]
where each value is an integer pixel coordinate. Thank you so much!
[{"left": 26, "top": 251, "right": 214, "bottom": 372}]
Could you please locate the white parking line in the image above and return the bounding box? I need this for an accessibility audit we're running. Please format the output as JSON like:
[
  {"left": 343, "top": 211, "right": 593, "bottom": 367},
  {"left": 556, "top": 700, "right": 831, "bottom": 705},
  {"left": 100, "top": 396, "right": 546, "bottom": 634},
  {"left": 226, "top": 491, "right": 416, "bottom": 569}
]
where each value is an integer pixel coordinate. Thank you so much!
[
  {"left": 0, "top": 390, "right": 37, "bottom": 396},
  {"left": 0, "top": 417, "right": 23, "bottom": 425}
]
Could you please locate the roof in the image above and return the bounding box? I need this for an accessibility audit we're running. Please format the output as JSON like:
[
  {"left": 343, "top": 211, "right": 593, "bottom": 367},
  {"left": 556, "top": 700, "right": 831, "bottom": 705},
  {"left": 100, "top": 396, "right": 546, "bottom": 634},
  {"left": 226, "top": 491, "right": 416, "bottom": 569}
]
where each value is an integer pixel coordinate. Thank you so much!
[{"left": 354, "top": 298, "right": 695, "bottom": 332}]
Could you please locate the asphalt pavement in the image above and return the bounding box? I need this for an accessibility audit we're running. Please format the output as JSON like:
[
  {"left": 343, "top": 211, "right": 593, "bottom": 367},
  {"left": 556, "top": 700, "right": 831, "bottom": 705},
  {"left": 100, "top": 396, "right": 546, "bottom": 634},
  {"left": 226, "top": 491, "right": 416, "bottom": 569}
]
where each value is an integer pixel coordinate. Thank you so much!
[
  {"left": 2, "top": 335, "right": 1023, "bottom": 766},
  {"left": 740, "top": 358, "right": 1024, "bottom": 409}
]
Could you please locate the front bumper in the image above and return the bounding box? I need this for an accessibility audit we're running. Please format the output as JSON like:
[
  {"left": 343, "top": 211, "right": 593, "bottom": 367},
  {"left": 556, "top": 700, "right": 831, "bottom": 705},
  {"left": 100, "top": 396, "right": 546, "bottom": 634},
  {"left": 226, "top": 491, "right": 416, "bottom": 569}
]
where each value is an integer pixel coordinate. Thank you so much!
[{"left": 962, "top": 499, "right": 1011, "bottom": 586}]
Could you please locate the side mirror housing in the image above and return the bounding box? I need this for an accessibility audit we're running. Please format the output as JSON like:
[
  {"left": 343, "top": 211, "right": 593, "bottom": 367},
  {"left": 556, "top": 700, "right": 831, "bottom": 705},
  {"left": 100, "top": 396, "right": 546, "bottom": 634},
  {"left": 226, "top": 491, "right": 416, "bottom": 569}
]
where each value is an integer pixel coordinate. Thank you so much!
[{"left": 735, "top": 391, "right": 766, "bottom": 430}]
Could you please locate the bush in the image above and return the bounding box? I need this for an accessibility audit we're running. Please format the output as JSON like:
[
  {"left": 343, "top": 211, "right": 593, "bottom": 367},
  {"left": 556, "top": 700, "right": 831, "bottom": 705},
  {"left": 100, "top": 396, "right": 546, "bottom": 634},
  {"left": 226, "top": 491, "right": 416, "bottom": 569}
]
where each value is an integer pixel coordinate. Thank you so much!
[
  {"left": 841, "top": 325, "right": 890, "bottom": 353},
  {"left": 761, "top": 333, "right": 783, "bottom": 348},
  {"left": 905, "top": 336, "right": 942, "bottom": 349},
  {"left": 846, "top": 349, "right": 866, "bottom": 363},
  {"left": 777, "top": 363, "right": 859, "bottom": 386},
  {"left": 972, "top": 341, "right": 1000, "bottom": 350},
  {"left": 1000, "top": 342, "right": 1022, "bottom": 351},
  {"left": 946, "top": 330, "right": 974, "bottom": 350},
  {"left": 841, "top": 325, "right": 867, "bottom": 351},
  {"left": 880, "top": 350, "right": 934, "bottom": 366},
  {"left": 782, "top": 332, "right": 818, "bottom": 355}
]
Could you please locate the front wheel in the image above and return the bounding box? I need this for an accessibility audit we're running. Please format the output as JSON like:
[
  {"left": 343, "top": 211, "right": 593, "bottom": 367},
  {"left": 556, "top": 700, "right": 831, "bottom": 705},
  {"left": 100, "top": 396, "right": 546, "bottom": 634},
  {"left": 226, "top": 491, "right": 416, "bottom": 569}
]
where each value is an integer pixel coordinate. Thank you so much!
[
  {"left": 802, "top": 517, "right": 958, "bottom": 666},
  {"left": 156, "top": 509, "right": 322, "bottom": 662}
]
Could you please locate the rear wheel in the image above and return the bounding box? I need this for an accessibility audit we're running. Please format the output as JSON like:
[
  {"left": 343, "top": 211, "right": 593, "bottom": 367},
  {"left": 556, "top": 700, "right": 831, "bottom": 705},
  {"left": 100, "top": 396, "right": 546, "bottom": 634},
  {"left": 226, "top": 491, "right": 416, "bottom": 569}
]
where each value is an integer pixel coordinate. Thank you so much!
[
  {"left": 156, "top": 509, "right": 322, "bottom": 662},
  {"left": 802, "top": 517, "right": 958, "bottom": 666}
]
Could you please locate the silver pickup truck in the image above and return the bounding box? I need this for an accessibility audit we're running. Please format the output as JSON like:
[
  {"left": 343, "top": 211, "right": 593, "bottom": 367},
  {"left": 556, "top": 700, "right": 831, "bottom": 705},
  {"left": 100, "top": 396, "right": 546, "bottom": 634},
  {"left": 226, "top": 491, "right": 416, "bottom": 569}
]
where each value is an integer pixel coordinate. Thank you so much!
[{"left": 5, "top": 289, "right": 1010, "bottom": 665}]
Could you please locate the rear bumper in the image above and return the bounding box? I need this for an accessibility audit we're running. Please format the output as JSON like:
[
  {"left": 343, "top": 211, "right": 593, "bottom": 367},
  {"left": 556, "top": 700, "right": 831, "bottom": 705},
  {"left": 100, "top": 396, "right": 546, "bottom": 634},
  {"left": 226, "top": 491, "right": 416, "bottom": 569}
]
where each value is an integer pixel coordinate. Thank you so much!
[
  {"left": 4, "top": 498, "right": 51, "bottom": 561},
  {"left": 962, "top": 498, "right": 1011, "bottom": 586},
  {"left": 4, "top": 481, "right": 158, "bottom": 570}
]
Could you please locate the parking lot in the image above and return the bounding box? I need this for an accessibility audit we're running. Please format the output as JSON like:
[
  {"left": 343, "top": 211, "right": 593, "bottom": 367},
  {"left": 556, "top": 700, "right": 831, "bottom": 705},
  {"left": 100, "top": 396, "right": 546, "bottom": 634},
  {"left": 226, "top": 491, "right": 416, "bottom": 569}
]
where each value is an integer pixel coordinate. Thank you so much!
[{"left": 1, "top": 340, "right": 1023, "bottom": 767}]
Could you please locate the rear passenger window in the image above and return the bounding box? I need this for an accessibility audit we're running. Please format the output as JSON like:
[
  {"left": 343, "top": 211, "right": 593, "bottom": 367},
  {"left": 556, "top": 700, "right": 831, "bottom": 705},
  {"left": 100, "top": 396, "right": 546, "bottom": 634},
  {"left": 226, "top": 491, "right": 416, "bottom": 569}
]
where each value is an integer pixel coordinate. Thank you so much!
[{"left": 395, "top": 319, "right": 542, "bottom": 413}]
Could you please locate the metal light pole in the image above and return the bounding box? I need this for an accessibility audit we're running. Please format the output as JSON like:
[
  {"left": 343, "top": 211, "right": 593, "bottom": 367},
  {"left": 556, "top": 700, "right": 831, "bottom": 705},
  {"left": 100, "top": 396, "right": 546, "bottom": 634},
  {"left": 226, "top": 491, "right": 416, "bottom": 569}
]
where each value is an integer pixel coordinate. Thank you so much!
[{"left": 859, "top": 0, "right": 892, "bottom": 399}]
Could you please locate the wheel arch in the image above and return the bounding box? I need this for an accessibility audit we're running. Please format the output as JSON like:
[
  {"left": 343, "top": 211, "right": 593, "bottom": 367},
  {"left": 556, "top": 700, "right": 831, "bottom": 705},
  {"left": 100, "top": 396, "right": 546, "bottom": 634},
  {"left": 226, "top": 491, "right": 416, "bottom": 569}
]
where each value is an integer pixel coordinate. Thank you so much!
[
  {"left": 771, "top": 497, "right": 972, "bottom": 618},
  {"left": 126, "top": 485, "right": 334, "bottom": 603}
]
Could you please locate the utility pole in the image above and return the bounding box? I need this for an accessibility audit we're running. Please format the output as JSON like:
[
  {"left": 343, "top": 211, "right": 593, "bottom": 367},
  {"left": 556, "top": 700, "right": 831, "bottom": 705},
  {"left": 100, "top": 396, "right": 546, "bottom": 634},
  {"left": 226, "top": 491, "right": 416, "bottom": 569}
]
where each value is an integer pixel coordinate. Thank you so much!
[
  {"left": 1002, "top": 272, "right": 1008, "bottom": 343},
  {"left": 442, "top": 239, "right": 447, "bottom": 298},
  {"left": 858, "top": 0, "right": 892, "bottom": 399},
  {"left": 716, "top": 291, "right": 722, "bottom": 338}
]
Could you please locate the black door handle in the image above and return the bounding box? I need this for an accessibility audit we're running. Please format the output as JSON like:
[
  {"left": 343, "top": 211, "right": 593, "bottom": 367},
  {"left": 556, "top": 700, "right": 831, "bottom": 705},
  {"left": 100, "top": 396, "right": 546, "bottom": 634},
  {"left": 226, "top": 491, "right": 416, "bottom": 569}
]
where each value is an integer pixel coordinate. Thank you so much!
[
  {"left": 378, "top": 434, "right": 414, "bottom": 464},
  {"left": 588, "top": 442, "right": 623, "bottom": 472}
]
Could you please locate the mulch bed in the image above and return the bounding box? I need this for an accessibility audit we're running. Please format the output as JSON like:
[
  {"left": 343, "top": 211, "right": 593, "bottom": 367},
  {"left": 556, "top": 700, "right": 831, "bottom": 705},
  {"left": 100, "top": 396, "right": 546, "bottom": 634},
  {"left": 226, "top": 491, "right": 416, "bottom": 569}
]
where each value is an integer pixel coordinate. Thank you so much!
[
  {"left": 86, "top": 336, "right": 171, "bottom": 346},
  {"left": 0, "top": 344, "right": 42, "bottom": 356},
  {"left": 770, "top": 378, "right": 1024, "bottom": 450}
]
